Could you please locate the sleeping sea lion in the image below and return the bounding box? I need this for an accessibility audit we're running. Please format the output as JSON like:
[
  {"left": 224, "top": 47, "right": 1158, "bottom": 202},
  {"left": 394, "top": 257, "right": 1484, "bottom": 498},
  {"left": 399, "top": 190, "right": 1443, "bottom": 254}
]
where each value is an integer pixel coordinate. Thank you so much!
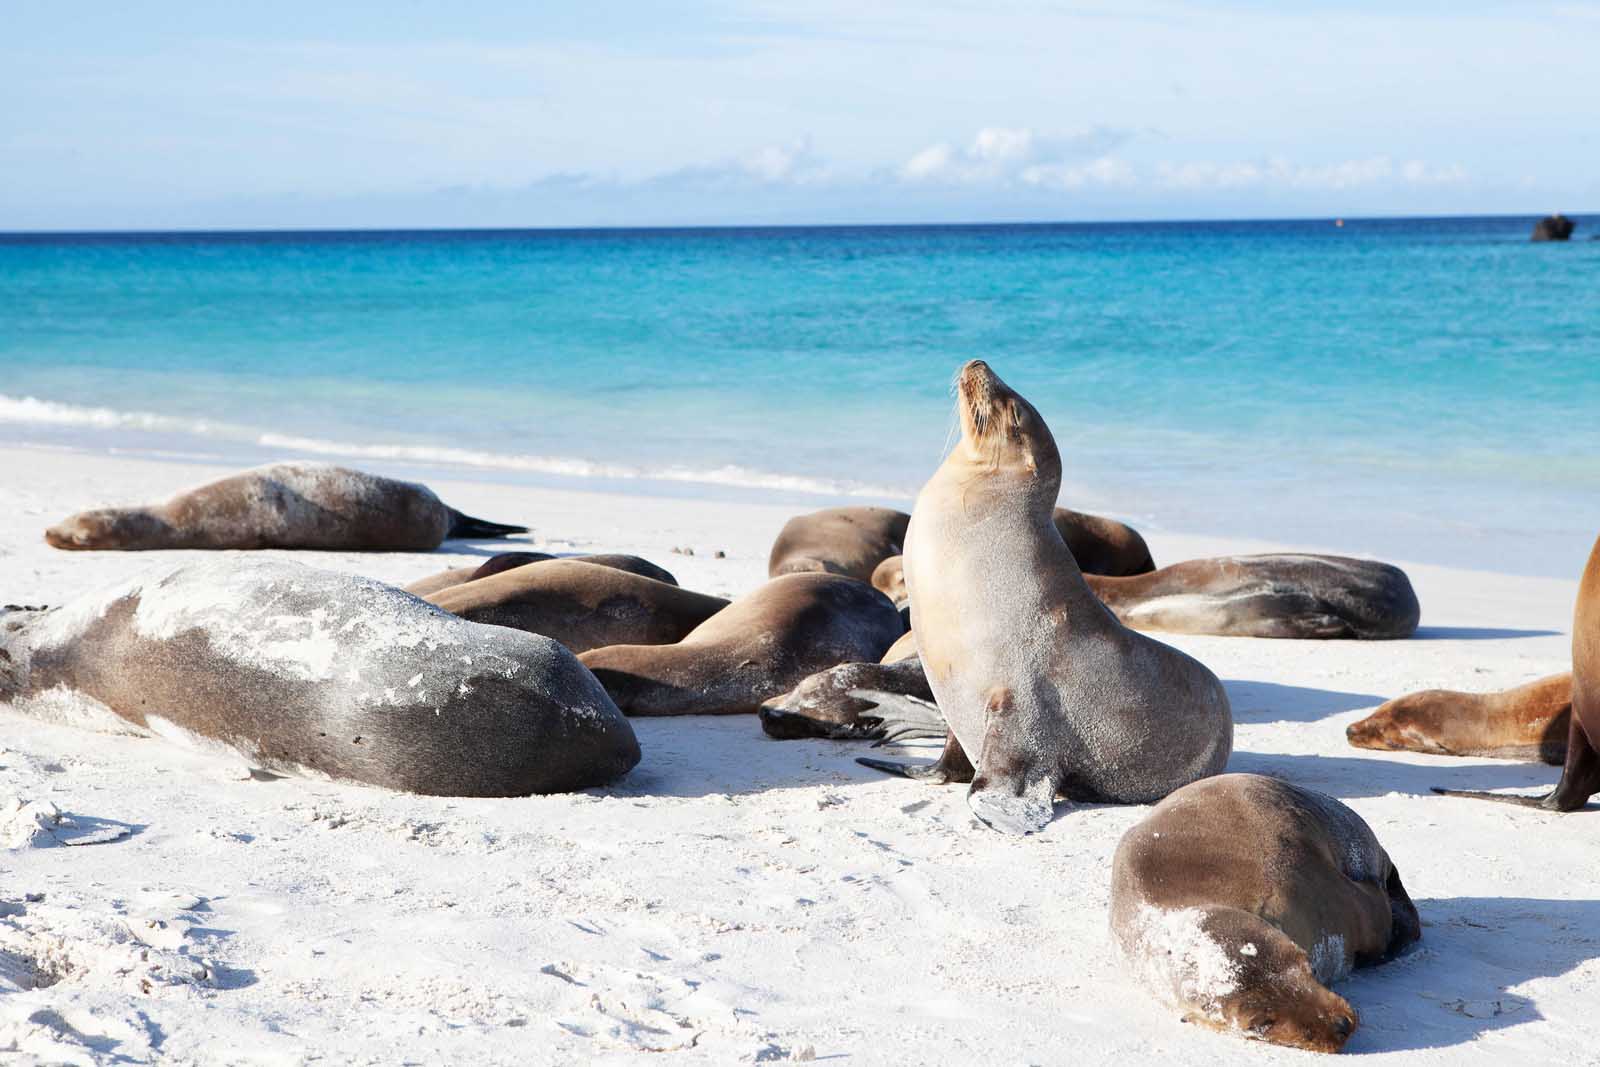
[
  {"left": 424, "top": 559, "right": 727, "bottom": 654},
  {"left": 402, "top": 553, "right": 678, "bottom": 597},
  {"left": 0, "top": 558, "right": 639, "bottom": 795},
  {"left": 579, "top": 572, "right": 902, "bottom": 716},
  {"left": 45, "top": 462, "right": 525, "bottom": 552},
  {"left": 1111, "top": 773, "right": 1421, "bottom": 1053},
  {"left": 869, "top": 360, "right": 1231, "bottom": 834},
  {"left": 1347, "top": 673, "right": 1571, "bottom": 763}
]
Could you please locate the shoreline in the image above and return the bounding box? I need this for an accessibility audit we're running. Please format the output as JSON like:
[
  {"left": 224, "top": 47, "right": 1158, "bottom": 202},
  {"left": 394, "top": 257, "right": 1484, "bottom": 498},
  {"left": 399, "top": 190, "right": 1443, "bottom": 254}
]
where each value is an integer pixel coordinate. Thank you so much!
[{"left": 3, "top": 446, "right": 1594, "bottom": 1065}]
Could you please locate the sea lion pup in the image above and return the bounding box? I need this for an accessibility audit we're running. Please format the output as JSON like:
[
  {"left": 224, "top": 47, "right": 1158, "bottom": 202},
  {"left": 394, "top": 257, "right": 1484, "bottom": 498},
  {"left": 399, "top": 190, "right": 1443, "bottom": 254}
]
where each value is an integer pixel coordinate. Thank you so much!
[
  {"left": 1085, "top": 555, "right": 1420, "bottom": 640},
  {"left": 579, "top": 572, "right": 903, "bottom": 716},
  {"left": 1052, "top": 507, "right": 1155, "bottom": 576},
  {"left": 45, "top": 462, "right": 526, "bottom": 552},
  {"left": 423, "top": 559, "right": 728, "bottom": 654},
  {"left": 757, "top": 629, "right": 930, "bottom": 740},
  {"left": 402, "top": 553, "right": 678, "bottom": 597},
  {"left": 1347, "top": 673, "right": 1571, "bottom": 764},
  {"left": 767, "top": 507, "right": 910, "bottom": 582},
  {"left": 872, "top": 360, "right": 1232, "bottom": 834},
  {"left": 1437, "top": 533, "right": 1600, "bottom": 810},
  {"left": 0, "top": 558, "right": 639, "bottom": 796},
  {"left": 1111, "top": 774, "right": 1421, "bottom": 1053}
]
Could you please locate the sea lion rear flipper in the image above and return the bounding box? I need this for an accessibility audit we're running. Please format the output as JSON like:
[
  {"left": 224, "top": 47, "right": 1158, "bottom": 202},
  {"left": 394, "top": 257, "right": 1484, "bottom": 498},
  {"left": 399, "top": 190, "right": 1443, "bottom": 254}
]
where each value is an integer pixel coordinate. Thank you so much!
[
  {"left": 856, "top": 729, "right": 974, "bottom": 784},
  {"left": 847, "top": 688, "right": 947, "bottom": 746},
  {"left": 446, "top": 509, "right": 530, "bottom": 540}
]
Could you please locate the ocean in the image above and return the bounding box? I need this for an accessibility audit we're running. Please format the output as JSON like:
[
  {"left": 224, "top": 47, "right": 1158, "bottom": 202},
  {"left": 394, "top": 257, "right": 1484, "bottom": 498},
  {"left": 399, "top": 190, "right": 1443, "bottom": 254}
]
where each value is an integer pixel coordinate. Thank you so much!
[{"left": 1, "top": 216, "right": 1596, "bottom": 576}]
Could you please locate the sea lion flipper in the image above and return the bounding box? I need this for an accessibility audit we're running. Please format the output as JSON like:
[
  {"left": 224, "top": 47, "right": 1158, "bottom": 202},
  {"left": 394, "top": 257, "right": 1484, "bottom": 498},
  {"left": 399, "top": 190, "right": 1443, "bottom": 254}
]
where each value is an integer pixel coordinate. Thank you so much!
[
  {"left": 966, "top": 774, "right": 1055, "bottom": 835},
  {"left": 856, "top": 729, "right": 974, "bottom": 785},
  {"left": 847, "top": 689, "right": 946, "bottom": 746}
]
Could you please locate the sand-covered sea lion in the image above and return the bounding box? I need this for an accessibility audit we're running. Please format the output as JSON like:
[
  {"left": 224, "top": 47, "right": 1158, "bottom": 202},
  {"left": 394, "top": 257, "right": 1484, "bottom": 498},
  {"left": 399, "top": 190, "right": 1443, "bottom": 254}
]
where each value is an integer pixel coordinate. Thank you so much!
[
  {"left": 871, "top": 552, "right": 1415, "bottom": 639},
  {"left": 579, "top": 572, "right": 902, "bottom": 716},
  {"left": 1347, "top": 673, "right": 1571, "bottom": 763},
  {"left": 45, "top": 462, "right": 526, "bottom": 552},
  {"left": 1088, "top": 554, "right": 1420, "bottom": 640},
  {"left": 0, "top": 559, "right": 639, "bottom": 795},
  {"left": 1111, "top": 773, "right": 1420, "bottom": 1053},
  {"left": 424, "top": 559, "right": 728, "bottom": 654},
  {"left": 402, "top": 553, "right": 678, "bottom": 597},
  {"left": 872, "top": 361, "right": 1231, "bottom": 834},
  {"left": 1437, "top": 533, "right": 1600, "bottom": 809}
]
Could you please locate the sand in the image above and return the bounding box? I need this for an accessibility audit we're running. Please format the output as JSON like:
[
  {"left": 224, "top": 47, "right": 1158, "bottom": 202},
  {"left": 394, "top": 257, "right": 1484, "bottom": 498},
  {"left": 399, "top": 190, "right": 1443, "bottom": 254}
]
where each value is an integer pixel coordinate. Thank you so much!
[{"left": 1, "top": 446, "right": 1594, "bottom": 1066}]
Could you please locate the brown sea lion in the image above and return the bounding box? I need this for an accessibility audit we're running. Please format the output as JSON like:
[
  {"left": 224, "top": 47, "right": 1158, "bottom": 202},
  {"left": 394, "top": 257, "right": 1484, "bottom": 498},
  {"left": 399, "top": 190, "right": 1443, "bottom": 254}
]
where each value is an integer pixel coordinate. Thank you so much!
[
  {"left": 1437, "top": 533, "right": 1600, "bottom": 809},
  {"left": 767, "top": 507, "right": 909, "bottom": 582},
  {"left": 1347, "top": 673, "right": 1571, "bottom": 764},
  {"left": 1086, "top": 555, "right": 1420, "bottom": 640},
  {"left": 867, "top": 360, "right": 1231, "bottom": 834},
  {"left": 45, "top": 462, "right": 525, "bottom": 552},
  {"left": 402, "top": 553, "right": 678, "bottom": 597},
  {"left": 1111, "top": 773, "right": 1420, "bottom": 1053},
  {"left": 0, "top": 558, "right": 639, "bottom": 796},
  {"left": 424, "top": 559, "right": 727, "bottom": 654},
  {"left": 1052, "top": 507, "right": 1155, "bottom": 576},
  {"left": 758, "top": 626, "right": 929, "bottom": 740},
  {"left": 578, "top": 572, "right": 903, "bottom": 716},
  {"left": 870, "top": 555, "right": 909, "bottom": 607}
]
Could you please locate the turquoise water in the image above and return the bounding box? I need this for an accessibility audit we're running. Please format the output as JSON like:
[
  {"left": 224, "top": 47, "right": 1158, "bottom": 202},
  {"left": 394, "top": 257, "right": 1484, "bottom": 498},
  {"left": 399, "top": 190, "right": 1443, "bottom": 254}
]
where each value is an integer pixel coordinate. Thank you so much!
[{"left": 1, "top": 218, "right": 1596, "bottom": 575}]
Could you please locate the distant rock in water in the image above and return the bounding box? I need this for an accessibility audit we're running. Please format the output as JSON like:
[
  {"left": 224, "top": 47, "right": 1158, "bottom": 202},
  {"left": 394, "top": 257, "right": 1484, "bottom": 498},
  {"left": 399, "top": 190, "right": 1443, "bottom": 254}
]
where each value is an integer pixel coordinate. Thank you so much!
[{"left": 1531, "top": 214, "right": 1576, "bottom": 242}]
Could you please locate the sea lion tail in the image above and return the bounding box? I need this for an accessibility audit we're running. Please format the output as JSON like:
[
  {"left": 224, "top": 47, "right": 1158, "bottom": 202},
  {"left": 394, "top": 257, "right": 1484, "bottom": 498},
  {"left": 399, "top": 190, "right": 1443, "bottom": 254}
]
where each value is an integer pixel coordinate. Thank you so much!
[
  {"left": 446, "top": 510, "right": 529, "bottom": 540},
  {"left": 1429, "top": 786, "right": 1553, "bottom": 808}
]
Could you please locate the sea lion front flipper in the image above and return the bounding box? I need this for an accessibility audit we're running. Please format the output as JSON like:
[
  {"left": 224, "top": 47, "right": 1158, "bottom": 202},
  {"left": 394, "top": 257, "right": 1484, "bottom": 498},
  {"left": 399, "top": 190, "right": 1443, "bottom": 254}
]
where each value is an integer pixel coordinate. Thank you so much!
[
  {"left": 847, "top": 689, "right": 947, "bottom": 746},
  {"left": 965, "top": 689, "right": 1058, "bottom": 835},
  {"left": 856, "top": 729, "right": 974, "bottom": 784}
]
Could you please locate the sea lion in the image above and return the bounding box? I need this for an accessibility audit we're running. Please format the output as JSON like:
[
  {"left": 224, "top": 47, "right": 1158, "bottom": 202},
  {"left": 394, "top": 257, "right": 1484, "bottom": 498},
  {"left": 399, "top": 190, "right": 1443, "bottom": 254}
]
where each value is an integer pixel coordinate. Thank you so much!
[
  {"left": 402, "top": 553, "right": 678, "bottom": 597},
  {"left": 0, "top": 558, "right": 639, "bottom": 796},
  {"left": 1111, "top": 773, "right": 1421, "bottom": 1053},
  {"left": 1052, "top": 507, "right": 1155, "bottom": 576},
  {"left": 1087, "top": 555, "right": 1420, "bottom": 640},
  {"left": 424, "top": 559, "right": 728, "bottom": 654},
  {"left": 758, "top": 626, "right": 928, "bottom": 740},
  {"left": 872, "top": 360, "right": 1231, "bottom": 834},
  {"left": 579, "top": 572, "right": 903, "bottom": 716},
  {"left": 1347, "top": 673, "right": 1571, "bottom": 764},
  {"left": 45, "top": 462, "right": 526, "bottom": 552},
  {"left": 1436, "top": 532, "right": 1600, "bottom": 809},
  {"left": 767, "top": 507, "right": 909, "bottom": 582}
]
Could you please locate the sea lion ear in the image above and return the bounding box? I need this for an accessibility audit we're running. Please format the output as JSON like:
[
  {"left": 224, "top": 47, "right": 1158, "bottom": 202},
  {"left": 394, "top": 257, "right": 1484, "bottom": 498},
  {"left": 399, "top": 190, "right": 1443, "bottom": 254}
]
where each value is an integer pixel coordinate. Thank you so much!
[{"left": 967, "top": 775, "right": 1055, "bottom": 834}]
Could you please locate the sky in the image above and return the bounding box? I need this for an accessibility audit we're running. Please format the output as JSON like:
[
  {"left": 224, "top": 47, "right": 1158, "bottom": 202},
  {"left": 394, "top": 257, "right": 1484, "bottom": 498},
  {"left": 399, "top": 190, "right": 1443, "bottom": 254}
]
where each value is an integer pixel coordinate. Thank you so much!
[{"left": 3, "top": 1, "right": 1597, "bottom": 230}]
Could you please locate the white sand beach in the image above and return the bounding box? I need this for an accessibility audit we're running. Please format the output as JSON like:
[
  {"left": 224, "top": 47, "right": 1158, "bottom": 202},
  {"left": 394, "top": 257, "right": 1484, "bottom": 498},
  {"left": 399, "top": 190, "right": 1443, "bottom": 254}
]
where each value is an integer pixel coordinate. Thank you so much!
[{"left": 1, "top": 446, "right": 1594, "bottom": 1066}]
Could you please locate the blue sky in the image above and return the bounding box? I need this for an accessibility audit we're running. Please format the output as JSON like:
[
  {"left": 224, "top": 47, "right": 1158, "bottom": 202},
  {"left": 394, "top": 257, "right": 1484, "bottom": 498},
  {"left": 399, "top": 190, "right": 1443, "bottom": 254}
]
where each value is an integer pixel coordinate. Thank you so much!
[{"left": 3, "top": 1, "right": 1597, "bottom": 229}]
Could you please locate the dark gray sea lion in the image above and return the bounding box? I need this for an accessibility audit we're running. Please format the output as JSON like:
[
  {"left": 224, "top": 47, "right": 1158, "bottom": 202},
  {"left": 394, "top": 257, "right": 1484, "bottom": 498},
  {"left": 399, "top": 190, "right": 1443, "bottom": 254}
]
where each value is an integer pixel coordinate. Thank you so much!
[
  {"left": 871, "top": 361, "right": 1231, "bottom": 834},
  {"left": 1347, "top": 672, "right": 1571, "bottom": 764},
  {"left": 1111, "top": 773, "right": 1420, "bottom": 1053},
  {"left": 1436, "top": 533, "right": 1600, "bottom": 809},
  {"left": 578, "top": 572, "right": 903, "bottom": 716},
  {"left": 402, "top": 553, "right": 678, "bottom": 597},
  {"left": 1085, "top": 555, "right": 1420, "bottom": 640},
  {"left": 1531, "top": 214, "right": 1576, "bottom": 241},
  {"left": 0, "top": 558, "right": 639, "bottom": 796},
  {"left": 45, "top": 462, "right": 526, "bottom": 552},
  {"left": 424, "top": 559, "right": 727, "bottom": 654}
]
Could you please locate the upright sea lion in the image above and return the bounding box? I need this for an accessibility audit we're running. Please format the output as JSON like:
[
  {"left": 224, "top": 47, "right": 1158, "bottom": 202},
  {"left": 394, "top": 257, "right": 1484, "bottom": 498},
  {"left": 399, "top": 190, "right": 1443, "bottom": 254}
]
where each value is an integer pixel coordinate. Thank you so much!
[
  {"left": 871, "top": 552, "right": 1415, "bottom": 639},
  {"left": 1087, "top": 555, "right": 1420, "bottom": 640},
  {"left": 767, "top": 507, "right": 910, "bottom": 582},
  {"left": 1111, "top": 773, "right": 1421, "bottom": 1053},
  {"left": 424, "top": 559, "right": 728, "bottom": 654},
  {"left": 1347, "top": 673, "right": 1571, "bottom": 764},
  {"left": 874, "top": 361, "right": 1231, "bottom": 834},
  {"left": 402, "top": 553, "right": 678, "bottom": 597},
  {"left": 0, "top": 559, "right": 639, "bottom": 796},
  {"left": 1437, "top": 533, "right": 1600, "bottom": 809},
  {"left": 579, "top": 572, "right": 903, "bottom": 716},
  {"left": 1052, "top": 507, "right": 1155, "bottom": 576},
  {"left": 45, "top": 462, "right": 526, "bottom": 552}
]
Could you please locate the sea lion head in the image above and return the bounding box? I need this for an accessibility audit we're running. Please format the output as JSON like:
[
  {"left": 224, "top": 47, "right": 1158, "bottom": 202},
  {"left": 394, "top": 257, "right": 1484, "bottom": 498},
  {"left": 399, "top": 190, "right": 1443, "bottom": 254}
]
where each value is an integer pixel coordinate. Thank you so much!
[
  {"left": 1202, "top": 919, "right": 1360, "bottom": 1053},
  {"left": 953, "top": 360, "right": 1061, "bottom": 492},
  {"left": 1345, "top": 691, "right": 1452, "bottom": 754},
  {"left": 44, "top": 508, "right": 172, "bottom": 551}
]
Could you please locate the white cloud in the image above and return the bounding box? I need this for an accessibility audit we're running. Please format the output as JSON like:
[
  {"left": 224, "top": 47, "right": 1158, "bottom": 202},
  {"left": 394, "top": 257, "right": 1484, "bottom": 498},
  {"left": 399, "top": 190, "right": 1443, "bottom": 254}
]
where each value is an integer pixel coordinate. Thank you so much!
[
  {"left": 899, "top": 125, "right": 1132, "bottom": 185},
  {"left": 1155, "top": 155, "right": 1469, "bottom": 192}
]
